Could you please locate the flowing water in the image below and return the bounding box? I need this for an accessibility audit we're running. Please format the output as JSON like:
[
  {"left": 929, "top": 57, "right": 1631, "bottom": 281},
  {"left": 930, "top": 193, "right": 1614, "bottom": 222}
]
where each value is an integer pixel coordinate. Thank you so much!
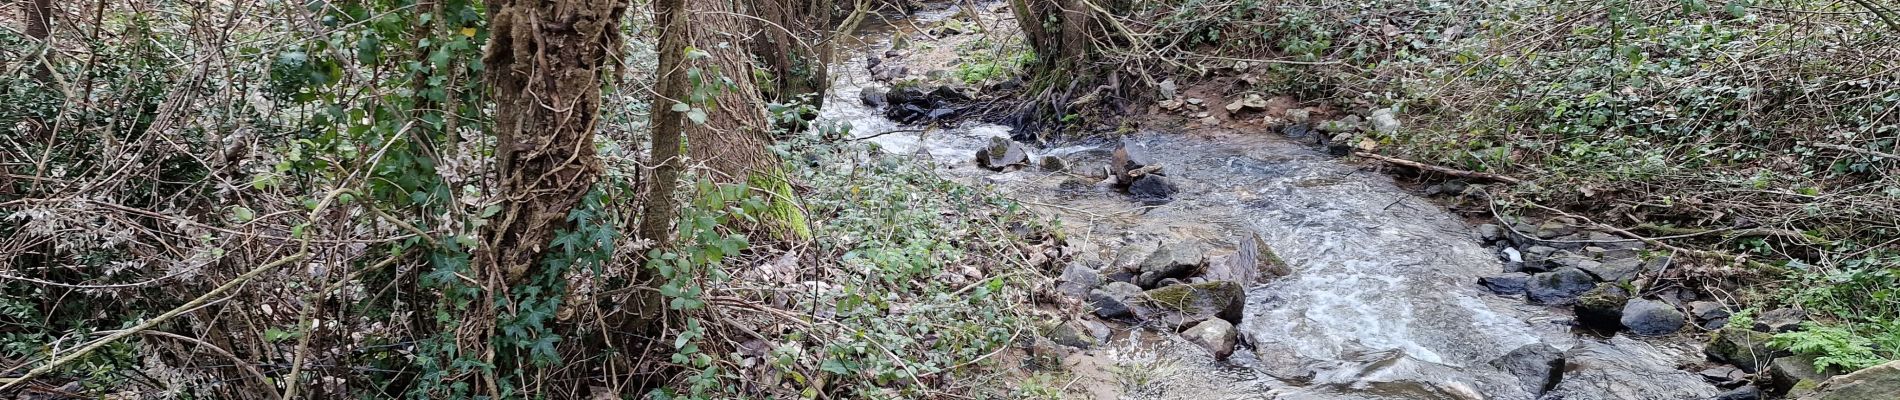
[{"left": 818, "top": 7, "right": 1721, "bottom": 399}]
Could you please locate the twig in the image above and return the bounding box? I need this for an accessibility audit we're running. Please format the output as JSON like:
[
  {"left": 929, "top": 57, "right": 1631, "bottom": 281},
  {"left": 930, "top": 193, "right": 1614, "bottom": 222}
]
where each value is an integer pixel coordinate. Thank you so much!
[
  {"left": 1351, "top": 151, "right": 1523, "bottom": 184},
  {"left": 0, "top": 187, "right": 349, "bottom": 393},
  {"left": 1812, "top": 142, "right": 1900, "bottom": 161},
  {"left": 848, "top": 128, "right": 926, "bottom": 142}
]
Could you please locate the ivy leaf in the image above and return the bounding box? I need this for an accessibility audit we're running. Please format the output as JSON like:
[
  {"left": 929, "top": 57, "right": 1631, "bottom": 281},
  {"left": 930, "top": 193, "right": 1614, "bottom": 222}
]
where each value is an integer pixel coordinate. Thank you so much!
[
  {"left": 671, "top": 102, "right": 690, "bottom": 112},
  {"left": 686, "top": 108, "right": 708, "bottom": 125}
]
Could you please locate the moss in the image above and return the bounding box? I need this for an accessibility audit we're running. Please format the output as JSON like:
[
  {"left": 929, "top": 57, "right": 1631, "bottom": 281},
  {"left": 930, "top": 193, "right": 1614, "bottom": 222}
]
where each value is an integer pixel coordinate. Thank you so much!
[
  {"left": 1142, "top": 281, "right": 1241, "bottom": 313},
  {"left": 748, "top": 167, "right": 812, "bottom": 241}
]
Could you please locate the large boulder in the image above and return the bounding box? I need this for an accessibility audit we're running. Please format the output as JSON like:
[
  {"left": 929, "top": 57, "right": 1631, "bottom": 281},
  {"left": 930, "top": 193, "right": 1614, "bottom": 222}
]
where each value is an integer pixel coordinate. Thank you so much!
[
  {"left": 1088, "top": 282, "right": 1144, "bottom": 319},
  {"left": 1620, "top": 298, "right": 1686, "bottom": 336},
  {"left": 1799, "top": 359, "right": 1900, "bottom": 400},
  {"left": 1490, "top": 343, "right": 1565, "bottom": 396},
  {"left": 1182, "top": 319, "right": 1238, "bottom": 360},
  {"left": 1527, "top": 267, "right": 1598, "bottom": 305},
  {"left": 1134, "top": 281, "right": 1245, "bottom": 330},
  {"left": 1706, "top": 327, "right": 1789, "bottom": 373}
]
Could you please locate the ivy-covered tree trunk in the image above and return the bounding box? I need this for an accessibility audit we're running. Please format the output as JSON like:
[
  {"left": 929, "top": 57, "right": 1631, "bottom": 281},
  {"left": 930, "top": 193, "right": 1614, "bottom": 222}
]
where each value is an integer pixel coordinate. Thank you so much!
[
  {"left": 481, "top": 0, "right": 625, "bottom": 283},
  {"left": 639, "top": 0, "right": 689, "bottom": 247},
  {"left": 684, "top": 0, "right": 811, "bottom": 239}
]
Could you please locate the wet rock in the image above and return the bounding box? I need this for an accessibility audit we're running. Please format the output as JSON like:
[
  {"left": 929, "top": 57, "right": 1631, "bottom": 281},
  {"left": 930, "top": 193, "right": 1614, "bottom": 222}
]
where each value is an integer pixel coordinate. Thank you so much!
[
  {"left": 886, "top": 86, "right": 926, "bottom": 106},
  {"left": 1183, "top": 319, "right": 1238, "bottom": 360},
  {"left": 1155, "top": 277, "right": 1186, "bottom": 287},
  {"left": 978, "top": 136, "right": 1030, "bottom": 170},
  {"left": 1491, "top": 343, "right": 1565, "bottom": 396},
  {"left": 1204, "top": 233, "right": 1290, "bottom": 285},
  {"left": 1521, "top": 245, "right": 1560, "bottom": 272},
  {"left": 1477, "top": 224, "right": 1504, "bottom": 243},
  {"left": 1715, "top": 386, "right": 1762, "bottom": 400},
  {"left": 1128, "top": 174, "right": 1178, "bottom": 206},
  {"left": 1056, "top": 262, "right": 1103, "bottom": 298},
  {"left": 925, "top": 107, "right": 957, "bottom": 121},
  {"left": 1104, "top": 269, "right": 1136, "bottom": 284},
  {"left": 1501, "top": 247, "right": 1525, "bottom": 271},
  {"left": 1706, "top": 327, "right": 1788, "bottom": 372},
  {"left": 1323, "top": 132, "right": 1354, "bottom": 156},
  {"left": 1620, "top": 299, "right": 1686, "bottom": 336},
  {"left": 1700, "top": 365, "right": 1748, "bottom": 385},
  {"left": 1135, "top": 242, "right": 1204, "bottom": 288},
  {"left": 1753, "top": 308, "right": 1807, "bottom": 333},
  {"left": 1134, "top": 281, "right": 1245, "bottom": 329},
  {"left": 1280, "top": 123, "right": 1313, "bottom": 139},
  {"left": 1546, "top": 338, "right": 1722, "bottom": 399},
  {"left": 1088, "top": 282, "right": 1143, "bottom": 319},
  {"left": 1770, "top": 355, "right": 1835, "bottom": 397},
  {"left": 1370, "top": 108, "right": 1401, "bottom": 134},
  {"left": 1480, "top": 273, "right": 1530, "bottom": 295},
  {"left": 1573, "top": 284, "right": 1630, "bottom": 331},
  {"left": 1039, "top": 155, "right": 1067, "bottom": 171},
  {"left": 1527, "top": 267, "right": 1598, "bottom": 305},
  {"left": 928, "top": 85, "right": 972, "bottom": 103},
  {"left": 1801, "top": 359, "right": 1900, "bottom": 400},
  {"left": 859, "top": 87, "right": 887, "bottom": 107}
]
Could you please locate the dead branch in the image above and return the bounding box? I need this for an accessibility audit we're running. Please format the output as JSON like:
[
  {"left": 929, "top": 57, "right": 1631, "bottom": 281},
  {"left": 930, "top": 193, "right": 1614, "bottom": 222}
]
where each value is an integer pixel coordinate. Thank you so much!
[{"left": 1351, "top": 151, "right": 1523, "bottom": 184}]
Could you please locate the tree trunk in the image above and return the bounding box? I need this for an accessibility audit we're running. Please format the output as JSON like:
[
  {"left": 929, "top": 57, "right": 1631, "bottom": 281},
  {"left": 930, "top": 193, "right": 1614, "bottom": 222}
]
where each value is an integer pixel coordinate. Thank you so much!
[
  {"left": 638, "top": 0, "right": 687, "bottom": 248},
  {"left": 685, "top": 0, "right": 811, "bottom": 239},
  {"left": 24, "top": 0, "right": 53, "bottom": 83},
  {"left": 480, "top": 0, "right": 626, "bottom": 292},
  {"left": 751, "top": 0, "right": 834, "bottom": 105}
]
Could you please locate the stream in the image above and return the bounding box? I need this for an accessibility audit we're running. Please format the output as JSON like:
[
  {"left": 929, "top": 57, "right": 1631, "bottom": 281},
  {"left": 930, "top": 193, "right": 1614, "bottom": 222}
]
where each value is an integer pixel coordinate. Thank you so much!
[{"left": 816, "top": 6, "right": 1722, "bottom": 399}]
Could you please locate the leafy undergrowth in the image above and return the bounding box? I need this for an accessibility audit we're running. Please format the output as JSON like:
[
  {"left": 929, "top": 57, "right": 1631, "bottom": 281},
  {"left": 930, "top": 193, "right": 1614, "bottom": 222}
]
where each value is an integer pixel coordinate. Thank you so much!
[
  {"left": 652, "top": 129, "right": 1064, "bottom": 399},
  {"left": 1084, "top": 0, "right": 1899, "bottom": 372}
]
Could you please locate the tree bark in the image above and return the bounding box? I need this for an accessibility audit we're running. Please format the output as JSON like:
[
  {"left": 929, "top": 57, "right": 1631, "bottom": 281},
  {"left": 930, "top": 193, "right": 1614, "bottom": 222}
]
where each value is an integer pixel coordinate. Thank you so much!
[
  {"left": 750, "top": 0, "right": 834, "bottom": 105},
  {"left": 685, "top": 0, "right": 811, "bottom": 239},
  {"left": 24, "top": 0, "right": 54, "bottom": 84},
  {"left": 480, "top": 0, "right": 627, "bottom": 285},
  {"left": 638, "top": 0, "right": 687, "bottom": 248}
]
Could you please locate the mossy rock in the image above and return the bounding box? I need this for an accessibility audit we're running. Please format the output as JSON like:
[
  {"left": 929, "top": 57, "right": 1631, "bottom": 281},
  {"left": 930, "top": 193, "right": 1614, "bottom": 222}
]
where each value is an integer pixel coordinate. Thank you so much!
[
  {"left": 1706, "top": 327, "right": 1787, "bottom": 373},
  {"left": 1573, "top": 283, "right": 1629, "bottom": 331},
  {"left": 1135, "top": 281, "right": 1244, "bottom": 330}
]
